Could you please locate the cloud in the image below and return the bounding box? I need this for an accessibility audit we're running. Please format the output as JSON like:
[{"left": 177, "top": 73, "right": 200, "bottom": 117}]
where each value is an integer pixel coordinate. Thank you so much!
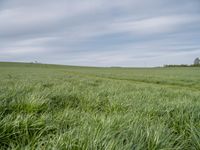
[
  {"left": 0, "top": 0, "right": 200, "bottom": 66},
  {"left": 110, "top": 15, "right": 199, "bottom": 35}
]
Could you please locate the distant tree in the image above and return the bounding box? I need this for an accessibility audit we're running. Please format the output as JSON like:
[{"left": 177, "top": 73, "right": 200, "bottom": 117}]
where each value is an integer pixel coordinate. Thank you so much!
[
  {"left": 194, "top": 57, "right": 200, "bottom": 65},
  {"left": 164, "top": 64, "right": 189, "bottom": 67}
]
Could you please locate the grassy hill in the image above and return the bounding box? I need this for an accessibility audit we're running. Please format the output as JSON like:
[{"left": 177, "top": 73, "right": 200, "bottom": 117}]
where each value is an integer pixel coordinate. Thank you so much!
[{"left": 0, "top": 62, "right": 200, "bottom": 149}]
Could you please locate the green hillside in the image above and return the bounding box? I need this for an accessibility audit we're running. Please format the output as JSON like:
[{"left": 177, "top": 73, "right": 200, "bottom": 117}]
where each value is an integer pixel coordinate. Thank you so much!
[{"left": 0, "top": 62, "right": 200, "bottom": 149}]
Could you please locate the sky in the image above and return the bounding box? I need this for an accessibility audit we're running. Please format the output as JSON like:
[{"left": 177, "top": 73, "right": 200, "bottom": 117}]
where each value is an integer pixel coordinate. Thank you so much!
[{"left": 0, "top": 0, "right": 200, "bottom": 67}]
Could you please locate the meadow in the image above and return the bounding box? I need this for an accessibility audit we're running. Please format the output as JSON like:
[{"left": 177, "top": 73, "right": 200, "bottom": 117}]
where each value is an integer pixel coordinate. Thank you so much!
[{"left": 0, "top": 62, "right": 200, "bottom": 150}]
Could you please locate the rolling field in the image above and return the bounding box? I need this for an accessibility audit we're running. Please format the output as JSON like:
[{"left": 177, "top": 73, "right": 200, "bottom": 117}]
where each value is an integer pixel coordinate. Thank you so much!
[{"left": 0, "top": 62, "right": 200, "bottom": 149}]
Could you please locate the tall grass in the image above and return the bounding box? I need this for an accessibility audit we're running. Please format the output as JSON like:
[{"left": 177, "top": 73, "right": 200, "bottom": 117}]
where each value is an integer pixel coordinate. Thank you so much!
[{"left": 0, "top": 62, "right": 200, "bottom": 149}]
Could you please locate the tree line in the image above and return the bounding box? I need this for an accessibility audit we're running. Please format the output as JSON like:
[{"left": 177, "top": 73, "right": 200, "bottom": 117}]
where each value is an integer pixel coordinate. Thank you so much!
[{"left": 164, "top": 57, "right": 200, "bottom": 67}]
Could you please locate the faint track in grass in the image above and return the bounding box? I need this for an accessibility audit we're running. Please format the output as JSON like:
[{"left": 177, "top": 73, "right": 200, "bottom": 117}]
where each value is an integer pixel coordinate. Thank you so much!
[{"left": 65, "top": 71, "right": 200, "bottom": 92}]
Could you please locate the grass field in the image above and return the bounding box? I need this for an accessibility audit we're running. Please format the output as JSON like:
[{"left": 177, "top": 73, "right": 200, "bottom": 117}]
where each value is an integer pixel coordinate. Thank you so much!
[{"left": 0, "top": 62, "right": 200, "bottom": 149}]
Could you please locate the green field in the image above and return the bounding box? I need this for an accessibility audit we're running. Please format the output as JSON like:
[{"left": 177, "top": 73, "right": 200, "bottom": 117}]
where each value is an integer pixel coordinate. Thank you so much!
[{"left": 0, "top": 62, "right": 200, "bottom": 149}]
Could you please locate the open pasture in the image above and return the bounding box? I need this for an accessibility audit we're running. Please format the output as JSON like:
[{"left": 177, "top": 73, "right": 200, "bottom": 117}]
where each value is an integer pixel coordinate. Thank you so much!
[{"left": 0, "top": 62, "right": 200, "bottom": 149}]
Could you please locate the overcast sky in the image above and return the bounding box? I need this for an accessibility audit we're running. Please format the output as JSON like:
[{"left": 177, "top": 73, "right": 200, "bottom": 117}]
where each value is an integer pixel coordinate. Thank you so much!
[{"left": 0, "top": 0, "right": 200, "bottom": 67}]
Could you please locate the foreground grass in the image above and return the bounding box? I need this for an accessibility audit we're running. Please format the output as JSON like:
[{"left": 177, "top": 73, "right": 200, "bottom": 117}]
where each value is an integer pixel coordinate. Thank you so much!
[{"left": 0, "top": 62, "right": 200, "bottom": 149}]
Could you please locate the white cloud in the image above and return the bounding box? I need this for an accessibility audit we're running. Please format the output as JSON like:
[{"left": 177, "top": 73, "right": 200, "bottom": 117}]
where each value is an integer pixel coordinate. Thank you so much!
[
  {"left": 0, "top": 0, "right": 200, "bottom": 66},
  {"left": 107, "top": 15, "right": 200, "bottom": 36}
]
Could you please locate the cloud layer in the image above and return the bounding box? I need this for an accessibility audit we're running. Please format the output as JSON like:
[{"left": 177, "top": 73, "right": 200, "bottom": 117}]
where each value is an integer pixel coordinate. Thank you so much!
[{"left": 0, "top": 0, "right": 200, "bottom": 67}]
